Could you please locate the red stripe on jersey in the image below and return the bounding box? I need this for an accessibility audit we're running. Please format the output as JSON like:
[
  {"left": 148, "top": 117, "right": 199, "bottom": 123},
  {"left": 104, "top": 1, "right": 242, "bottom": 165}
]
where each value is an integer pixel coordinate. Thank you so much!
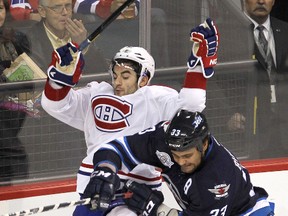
[
  {"left": 44, "top": 79, "right": 71, "bottom": 101},
  {"left": 81, "top": 163, "right": 94, "bottom": 169},
  {"left": 183, "top": 72, "right": 207, "bottom": 89}
]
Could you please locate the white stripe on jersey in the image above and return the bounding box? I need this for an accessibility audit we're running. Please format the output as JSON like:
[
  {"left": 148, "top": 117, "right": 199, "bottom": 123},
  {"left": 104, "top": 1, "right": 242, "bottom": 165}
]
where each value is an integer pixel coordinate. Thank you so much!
[{"left": 115, "top": 137, "right": 141, "bottom": 165}]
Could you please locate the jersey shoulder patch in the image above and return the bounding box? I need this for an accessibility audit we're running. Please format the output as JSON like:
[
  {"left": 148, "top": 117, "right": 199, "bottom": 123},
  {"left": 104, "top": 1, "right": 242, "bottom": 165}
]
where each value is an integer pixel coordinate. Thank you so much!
[{"left": 156, "top": 150, "right": 174, "bottom": 168}]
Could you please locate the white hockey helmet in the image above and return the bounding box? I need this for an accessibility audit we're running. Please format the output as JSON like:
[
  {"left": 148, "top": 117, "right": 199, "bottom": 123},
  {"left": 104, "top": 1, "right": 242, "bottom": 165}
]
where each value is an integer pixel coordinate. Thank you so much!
[{"left": 112, "top": 46, "right": 155, "bottom": 86}]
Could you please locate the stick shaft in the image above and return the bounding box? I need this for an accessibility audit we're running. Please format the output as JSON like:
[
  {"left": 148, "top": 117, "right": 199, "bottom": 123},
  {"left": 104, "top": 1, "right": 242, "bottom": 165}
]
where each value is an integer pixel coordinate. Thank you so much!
[
  {"left": 78, "top": 0, "right": 136, "bottom": 51},
  {"left": 2, "top": 194, "right": 125, "bottom": 216}
]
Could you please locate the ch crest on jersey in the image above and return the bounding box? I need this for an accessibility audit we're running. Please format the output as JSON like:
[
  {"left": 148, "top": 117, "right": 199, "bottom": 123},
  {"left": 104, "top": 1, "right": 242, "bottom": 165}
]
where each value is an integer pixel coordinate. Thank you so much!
[{"left": 91, "top": 95, "right": 133, "bottom": 132}]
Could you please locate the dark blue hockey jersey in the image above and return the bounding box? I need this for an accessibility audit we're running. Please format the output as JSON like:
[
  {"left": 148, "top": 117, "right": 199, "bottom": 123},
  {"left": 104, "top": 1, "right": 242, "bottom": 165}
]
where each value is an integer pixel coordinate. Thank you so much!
[{"left": 94, "top": 121, "right": 268, "bottom": 216}]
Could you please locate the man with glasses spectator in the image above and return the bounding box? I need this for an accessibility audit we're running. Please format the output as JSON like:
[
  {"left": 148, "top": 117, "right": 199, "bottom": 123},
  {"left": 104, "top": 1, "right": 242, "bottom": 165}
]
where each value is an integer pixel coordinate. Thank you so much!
[{"left": 27, "top": 0, "right": 107, "bottom": 74}]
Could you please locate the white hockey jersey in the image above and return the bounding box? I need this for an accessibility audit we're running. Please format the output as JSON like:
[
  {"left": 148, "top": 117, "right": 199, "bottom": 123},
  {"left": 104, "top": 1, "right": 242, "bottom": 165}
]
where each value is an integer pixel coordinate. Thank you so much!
[{"left": 41, "top": 67, "right": 207, "bottom": 193}]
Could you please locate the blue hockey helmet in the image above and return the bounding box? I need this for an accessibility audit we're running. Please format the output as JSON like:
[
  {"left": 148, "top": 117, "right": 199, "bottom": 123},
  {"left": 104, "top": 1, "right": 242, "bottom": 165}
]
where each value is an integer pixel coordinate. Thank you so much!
[{"left": 165, "top": 110, "right": 209, "bottom": 152}]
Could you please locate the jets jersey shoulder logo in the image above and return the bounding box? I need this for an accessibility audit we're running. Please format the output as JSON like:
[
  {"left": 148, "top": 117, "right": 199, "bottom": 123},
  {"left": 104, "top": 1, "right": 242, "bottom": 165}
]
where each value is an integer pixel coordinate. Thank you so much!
[
  {"left": 91, "top": 95, "right": 133, "bottom": 132},
  {"left": 208, "top": 183, "right": 230, "bottom": 199}
]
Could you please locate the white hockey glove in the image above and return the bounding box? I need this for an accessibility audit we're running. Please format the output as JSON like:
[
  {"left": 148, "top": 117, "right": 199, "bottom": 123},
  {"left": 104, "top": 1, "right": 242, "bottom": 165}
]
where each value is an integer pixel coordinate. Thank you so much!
[
  {"left": 187, "top": 18, "right": 219, "bottom": 78},
  {"left": 82, "top": 166, "right": 120, "bottom": 211},
  {"left": 124, "top": 180, "right": 164, "bottom": 216},
  {"left": 47, "top": 42, "right": 85, "bottom": 87}
]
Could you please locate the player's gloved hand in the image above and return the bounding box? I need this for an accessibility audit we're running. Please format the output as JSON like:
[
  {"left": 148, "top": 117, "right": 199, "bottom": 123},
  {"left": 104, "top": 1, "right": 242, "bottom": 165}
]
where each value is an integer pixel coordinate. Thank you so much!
[
  {"left": 82, "top": 166, "right": 120, "bottom": 211},
  {"left": 187, "top": 18, "right": 219, "bottom": 78},
  {"left": 47, "top": 42, "right": 85, "bottom": 87},
  {"left": 124, "top": 180, "right": 164, "bottom": 216}
]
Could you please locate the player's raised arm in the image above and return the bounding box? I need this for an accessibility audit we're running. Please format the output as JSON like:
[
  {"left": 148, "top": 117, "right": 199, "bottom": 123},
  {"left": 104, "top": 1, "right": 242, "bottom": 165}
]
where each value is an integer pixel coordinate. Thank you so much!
[
  {"left": 41, "top": 42, "right": 89, "bottom": 131},
  {"left": 180, "top": 17, "right": 219, "bottom": 112}
]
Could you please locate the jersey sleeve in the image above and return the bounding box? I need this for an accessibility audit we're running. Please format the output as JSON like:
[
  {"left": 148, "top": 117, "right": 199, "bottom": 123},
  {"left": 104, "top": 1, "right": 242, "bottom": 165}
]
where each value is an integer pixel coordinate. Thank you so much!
[
  {"left": 178, "top": 65, "right": 207, "bottom": 112},
  {"left": 41, "top": 81, "right": 98, "bottom": 131},
  {"left": 93, "top": 123, "right": 169, "bottom": 172},
  {"left": 148, "top": 65, "right": 207, "bottom": 121}
]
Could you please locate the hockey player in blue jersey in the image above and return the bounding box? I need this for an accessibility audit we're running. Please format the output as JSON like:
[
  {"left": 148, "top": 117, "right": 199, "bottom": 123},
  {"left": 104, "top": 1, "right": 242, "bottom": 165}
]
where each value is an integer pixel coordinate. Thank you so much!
[{"left": 82, "top": 110, "right": 274, "bottom": 215}]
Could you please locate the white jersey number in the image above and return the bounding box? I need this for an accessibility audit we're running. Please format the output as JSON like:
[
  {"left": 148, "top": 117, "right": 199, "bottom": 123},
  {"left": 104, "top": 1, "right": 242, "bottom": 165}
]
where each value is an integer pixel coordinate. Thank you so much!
[{"left": 210, "top": 205, "right": 228, "bottom": 216}]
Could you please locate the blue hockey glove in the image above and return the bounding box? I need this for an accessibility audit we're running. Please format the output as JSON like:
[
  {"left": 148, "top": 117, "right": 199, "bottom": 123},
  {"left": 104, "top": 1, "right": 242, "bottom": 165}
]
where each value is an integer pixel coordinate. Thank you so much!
[
  {"left": 124, "top": 180, "right": 164, "bottom": 216},
  {"left": 187, "top": 18, "right": 219, "bottom": 78},
  {"left": 47, "top": 42, "right": 85, "bottom": 87},
  {"left": 82, "top": 166, "right": 120, "bottom": 211}
]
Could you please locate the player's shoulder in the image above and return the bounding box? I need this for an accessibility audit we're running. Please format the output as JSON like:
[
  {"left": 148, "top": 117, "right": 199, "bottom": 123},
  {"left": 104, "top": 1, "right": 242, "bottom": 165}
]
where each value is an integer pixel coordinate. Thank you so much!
[
  {"left": 141, "top": 85, "right": 178, "bottom": 95},
  {"left": 86, "top": 81, "right": 114, "bottom": 92},
  {"left": 148, "top": 84, "right": 177, "bottom": 91}
]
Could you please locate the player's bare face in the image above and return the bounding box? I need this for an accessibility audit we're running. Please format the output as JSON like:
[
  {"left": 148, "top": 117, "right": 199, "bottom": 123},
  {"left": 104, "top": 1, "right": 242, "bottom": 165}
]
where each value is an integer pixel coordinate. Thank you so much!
[
  {"left": 112, "top": 64, "right": 138, "bottom": 96},
  {"left": 244, "top": 0, "right": 275, "bottom": 23},
  {"left": 171, "top": 148, "right": 203, "bottom": 173}
]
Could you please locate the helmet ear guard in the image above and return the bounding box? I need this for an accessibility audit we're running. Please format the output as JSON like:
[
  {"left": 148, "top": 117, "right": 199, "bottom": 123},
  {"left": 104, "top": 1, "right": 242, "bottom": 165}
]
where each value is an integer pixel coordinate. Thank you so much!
[
  {"left": 165, "top": 110, "right": 210, "bottom": 152},
  {"left": 111, "top": 46, "right": 155, "bottom": 87}
]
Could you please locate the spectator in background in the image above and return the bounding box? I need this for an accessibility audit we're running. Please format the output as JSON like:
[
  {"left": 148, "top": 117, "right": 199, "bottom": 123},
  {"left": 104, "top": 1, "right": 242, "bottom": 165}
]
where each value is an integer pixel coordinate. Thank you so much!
[
  {"left": 270, "top": 0, "right": 288, "bottom": 23},
  {"left": 27, "top": 0, "right": 108, "bottom": 74},
  {"left": 0, "top": 0, "right": 30, "bottom": 184},
  {"left": 229, "top": 0, "right": 288, "bottom": 158},
  {"left": 8, "top": 0, "right": 41, "bottom": 21},
  {"left": 8, "top": 0, "right": 138, "bottom": 22}
]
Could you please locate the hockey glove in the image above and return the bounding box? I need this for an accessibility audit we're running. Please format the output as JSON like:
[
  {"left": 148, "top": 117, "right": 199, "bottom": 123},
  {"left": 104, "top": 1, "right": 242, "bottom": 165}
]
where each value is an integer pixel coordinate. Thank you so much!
[
  {"left": 124, "top": 180, "right": 164, "bottom": 216},
  {"left": 187, "top": 18, "right": 219, "bottom": 78},
  {"left": 82, "top": 166, "right": 120, "bottom": 211},
  {"left": 47, "top": 42, "right": 85, "bottom": 87}
]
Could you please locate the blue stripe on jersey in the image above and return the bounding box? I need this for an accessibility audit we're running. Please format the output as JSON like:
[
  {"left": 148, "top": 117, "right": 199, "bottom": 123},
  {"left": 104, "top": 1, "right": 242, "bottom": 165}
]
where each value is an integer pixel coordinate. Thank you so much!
[
  {"left": 77, "top": 0, "right": 98, "bottom": 14},
  {"left": 149, "top": 182, "right": 163, "bottom": 189},
  {"left": 78, "top": 169, "right": 92, "bottom": 176},
  {"left": 108, "top": 140, "right": 138, "bottom": 171},
  {"left": 239, "top": 197, "right": 274, "bottom": 216},
  {"left": 11, "top": 0, "right": 29, "bottom": 4}
]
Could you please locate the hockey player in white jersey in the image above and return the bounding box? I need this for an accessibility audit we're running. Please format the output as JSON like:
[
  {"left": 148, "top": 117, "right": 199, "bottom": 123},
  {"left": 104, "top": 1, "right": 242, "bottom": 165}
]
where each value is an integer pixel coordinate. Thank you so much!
[{"left": 41, "top": 18, "right": 219, "bottom": 216}]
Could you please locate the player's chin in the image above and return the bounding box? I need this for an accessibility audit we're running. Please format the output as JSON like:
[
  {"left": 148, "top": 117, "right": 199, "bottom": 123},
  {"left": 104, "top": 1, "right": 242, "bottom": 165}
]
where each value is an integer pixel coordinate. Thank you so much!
[
  {"left": 115, "top": 90, "right": 125, "bottom": 96},
  {"left": 181, "top": 165, "right": 195, "bottom": 174}
]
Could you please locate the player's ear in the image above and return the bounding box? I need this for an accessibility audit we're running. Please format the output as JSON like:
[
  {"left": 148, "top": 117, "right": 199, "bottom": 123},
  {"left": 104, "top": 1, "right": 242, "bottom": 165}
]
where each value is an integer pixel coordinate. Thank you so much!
[
  {"left": 202, "top": 139, "right": 209, "bottom": 152},
  {"left": 139, "top": 76, "right": 149, "bottom": 88},
  {"left": 38, "top": 5, "right": 47, "bottom": 18}
]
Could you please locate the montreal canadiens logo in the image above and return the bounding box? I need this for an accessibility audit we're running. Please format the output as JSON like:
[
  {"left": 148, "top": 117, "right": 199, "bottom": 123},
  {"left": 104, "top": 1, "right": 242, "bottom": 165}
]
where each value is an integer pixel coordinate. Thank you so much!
[{"left": 91, "top": 95, "right": 133, "bottom": 132}]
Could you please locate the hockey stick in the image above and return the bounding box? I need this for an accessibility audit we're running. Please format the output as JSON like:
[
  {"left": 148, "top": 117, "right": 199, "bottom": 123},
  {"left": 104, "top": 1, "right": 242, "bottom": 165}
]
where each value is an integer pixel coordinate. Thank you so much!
[
  {"left": 79, "top": 0, "right": 136, "bottom": 51},
  {"left": 1, "top": 193, "right": 129, "bottom": 216}
]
